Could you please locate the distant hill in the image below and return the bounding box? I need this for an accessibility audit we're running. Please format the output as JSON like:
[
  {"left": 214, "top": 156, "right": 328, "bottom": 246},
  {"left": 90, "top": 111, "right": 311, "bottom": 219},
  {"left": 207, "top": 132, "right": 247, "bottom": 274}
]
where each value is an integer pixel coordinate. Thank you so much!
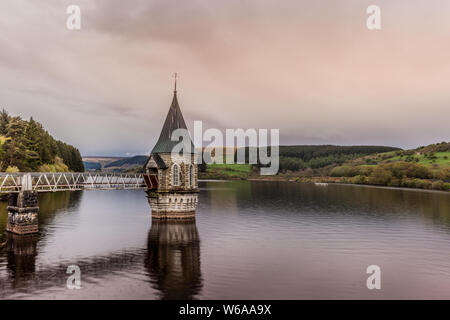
[
  {"left": 343, "top": 141, "right": 450, "bottom": 168},
  {"left": 200, "top": 144, "right": 401, "bottom": 176},
  {"left": 104, "top": 155, "right": 148, "bottom": 168},
  {"left": 82, "top": 156, "right": 122, "bottom": 171},
  {"left": 82, "top": 155, "right": 148, "bottom": 172},
  {"left": 322, "top": 141, "right": 450, "bottom": 191},
  {"left": 83, "top": 161, "right": 102, "bottom": 170},
  {"left": 278, "top": 145, "right": 401, "bottom": 159},
  {"left": 415, "top": 142, "right": 450, "bottom": 154},
  {"left": 200, "top": 142, "right": 449, "bottom": 191},
  {"left": 269, "top": 145, "right": 402, "bottom": 172}
]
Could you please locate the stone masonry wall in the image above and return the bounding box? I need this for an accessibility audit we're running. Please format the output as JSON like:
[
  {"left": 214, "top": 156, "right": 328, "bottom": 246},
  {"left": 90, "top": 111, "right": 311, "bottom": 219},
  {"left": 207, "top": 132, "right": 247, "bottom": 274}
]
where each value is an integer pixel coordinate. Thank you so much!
[{"left": 7, "top": 191, "right": 39, "bottom": 235}]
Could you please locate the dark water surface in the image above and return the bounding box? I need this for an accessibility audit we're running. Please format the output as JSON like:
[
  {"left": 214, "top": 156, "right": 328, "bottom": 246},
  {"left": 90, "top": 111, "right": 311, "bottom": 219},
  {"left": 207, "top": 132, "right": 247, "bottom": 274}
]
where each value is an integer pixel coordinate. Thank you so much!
[{"left": 1, "top": 180, "right": 450, "bottom": 299}]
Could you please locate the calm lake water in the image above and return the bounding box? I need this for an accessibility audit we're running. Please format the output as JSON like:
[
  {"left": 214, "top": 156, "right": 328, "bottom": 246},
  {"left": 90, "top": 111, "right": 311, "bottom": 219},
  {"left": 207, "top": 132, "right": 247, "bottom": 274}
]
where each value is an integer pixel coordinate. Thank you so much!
[{"left": 1, "top": 180, "right": 450, "bottom": 299}]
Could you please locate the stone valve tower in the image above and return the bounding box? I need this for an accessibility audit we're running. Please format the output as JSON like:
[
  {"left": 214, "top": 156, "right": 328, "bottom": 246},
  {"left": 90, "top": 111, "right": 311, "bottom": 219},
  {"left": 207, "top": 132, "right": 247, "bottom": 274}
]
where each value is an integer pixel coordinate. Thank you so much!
[{"left": 143, "top": 79, "right": 198, "bottom": 220}]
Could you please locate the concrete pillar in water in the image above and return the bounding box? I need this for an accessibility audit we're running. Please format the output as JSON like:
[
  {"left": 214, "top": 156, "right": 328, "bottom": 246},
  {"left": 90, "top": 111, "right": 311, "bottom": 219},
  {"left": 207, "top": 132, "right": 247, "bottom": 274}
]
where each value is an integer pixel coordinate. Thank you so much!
[{"left": 6, "top": 174, "right": 39, "bottom": 235}]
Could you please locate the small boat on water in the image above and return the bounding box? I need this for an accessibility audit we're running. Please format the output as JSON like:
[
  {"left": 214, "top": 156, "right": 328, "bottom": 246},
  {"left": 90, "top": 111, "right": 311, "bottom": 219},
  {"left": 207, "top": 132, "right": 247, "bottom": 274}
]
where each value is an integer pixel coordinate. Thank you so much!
[{"left": 314, "top": 182, "right": 329, "bottom": 186}]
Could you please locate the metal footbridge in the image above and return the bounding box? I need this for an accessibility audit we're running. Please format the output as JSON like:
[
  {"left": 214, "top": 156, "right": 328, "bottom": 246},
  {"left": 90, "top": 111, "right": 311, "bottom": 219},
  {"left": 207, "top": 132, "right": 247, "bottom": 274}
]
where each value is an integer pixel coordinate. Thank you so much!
[{"left": 0, "top": 172, "right": 146, "bottom": 193}]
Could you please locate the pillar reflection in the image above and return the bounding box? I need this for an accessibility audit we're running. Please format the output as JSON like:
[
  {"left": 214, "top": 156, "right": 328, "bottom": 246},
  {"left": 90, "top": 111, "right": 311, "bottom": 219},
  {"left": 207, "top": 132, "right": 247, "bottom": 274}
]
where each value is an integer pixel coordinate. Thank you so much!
[
  {"left": 145, "top": 220, "right": 202, "bottom": 299},
  {"left": 5, "top": 233, "right": 39, "bottom": 287}
]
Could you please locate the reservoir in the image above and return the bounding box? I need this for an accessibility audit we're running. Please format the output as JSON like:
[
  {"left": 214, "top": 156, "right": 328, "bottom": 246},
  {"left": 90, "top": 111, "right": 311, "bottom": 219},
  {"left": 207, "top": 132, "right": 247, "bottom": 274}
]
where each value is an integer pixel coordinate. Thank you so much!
[{"left": 1, "top": 180, "right": 449, "bottom": 299}]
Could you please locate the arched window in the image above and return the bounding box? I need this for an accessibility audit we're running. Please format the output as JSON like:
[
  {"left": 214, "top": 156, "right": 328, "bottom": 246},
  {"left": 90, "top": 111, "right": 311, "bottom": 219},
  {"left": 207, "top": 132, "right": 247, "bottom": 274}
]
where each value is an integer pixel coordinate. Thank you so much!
[
  {"left": 172, "top": 163, "right": 180, "bottom": 186},
  {"left": 189, "top": 165, "right": 193, "bottom": 187}
]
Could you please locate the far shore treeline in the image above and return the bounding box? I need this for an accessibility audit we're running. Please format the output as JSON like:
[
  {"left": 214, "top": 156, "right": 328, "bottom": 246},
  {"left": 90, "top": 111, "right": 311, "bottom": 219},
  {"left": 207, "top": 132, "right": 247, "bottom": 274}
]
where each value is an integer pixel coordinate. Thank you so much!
[
  {"left": 198, "top": 145, "right": 401, "bottom": 172},
  {"left": 0, "top": 109, "right": 84, "bottom": 172},
  {"left": 198, "top": 142, "right": 450, "bottom": 192},
  {"left": 274, "top": 145, "right": 401, "bottom": 171},
  {"left": 81, "top": 134, "right": 449, "bottom": 193}
]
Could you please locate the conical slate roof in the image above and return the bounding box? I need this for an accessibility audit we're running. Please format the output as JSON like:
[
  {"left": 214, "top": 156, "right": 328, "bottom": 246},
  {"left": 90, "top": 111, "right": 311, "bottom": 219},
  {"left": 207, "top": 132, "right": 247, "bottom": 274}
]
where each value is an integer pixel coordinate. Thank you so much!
[{"left": 151, "top": 91, "right": 195, "bottom": 154}]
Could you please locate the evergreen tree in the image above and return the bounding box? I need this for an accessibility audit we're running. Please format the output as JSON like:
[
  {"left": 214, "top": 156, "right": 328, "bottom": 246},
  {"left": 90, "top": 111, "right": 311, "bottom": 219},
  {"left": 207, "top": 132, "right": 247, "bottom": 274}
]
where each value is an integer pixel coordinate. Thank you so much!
[
  {"left": 4, "top": 116, "right": 27, "bottom": 169},
  {"left": 0, "top": 109, "right": 10, "bottom": 135},
  {"left": 23, "top": 117, "right": 42, "bottom": 170},
  {"left": 0, "top": 110, "right": 85, "bottom": 172}
]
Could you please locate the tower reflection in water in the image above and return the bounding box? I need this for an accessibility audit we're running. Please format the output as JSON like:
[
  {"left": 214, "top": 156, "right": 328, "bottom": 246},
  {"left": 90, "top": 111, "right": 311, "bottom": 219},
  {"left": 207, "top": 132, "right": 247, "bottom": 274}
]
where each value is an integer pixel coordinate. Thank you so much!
[
  {"left": 145, "top": 220, "right": 202, "bottom": 299},
  {"left": 5, "top": 233, "right": 38, "bottom": 286}
]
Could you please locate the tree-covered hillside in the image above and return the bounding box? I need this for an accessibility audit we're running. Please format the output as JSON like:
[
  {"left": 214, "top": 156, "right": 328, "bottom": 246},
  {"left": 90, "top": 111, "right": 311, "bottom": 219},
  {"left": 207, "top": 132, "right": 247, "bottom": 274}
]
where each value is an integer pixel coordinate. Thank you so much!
[
  {"left": 233, "top": 145, "right": 400, "bottom": 172},
  {"left": 0, "top": 109, "right": 84, "bottom": 172},
  {"left": 199, "top": 142, "right": 449, "bottom": 191},
  {"left": 325, "top": 141, "right": 450, "bottom": 191},
  {"left": 276, "top": 145, "right": 401, "bottom": 171},
  {"left": 199, "top": 145, "right": 401, "bottom": 177}
]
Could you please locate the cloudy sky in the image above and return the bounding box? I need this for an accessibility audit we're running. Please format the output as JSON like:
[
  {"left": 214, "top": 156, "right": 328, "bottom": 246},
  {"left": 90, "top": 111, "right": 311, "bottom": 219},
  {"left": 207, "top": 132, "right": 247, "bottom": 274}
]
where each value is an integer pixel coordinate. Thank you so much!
[{"left": 0, "top": 0, "right": 449, "bottom": 156}]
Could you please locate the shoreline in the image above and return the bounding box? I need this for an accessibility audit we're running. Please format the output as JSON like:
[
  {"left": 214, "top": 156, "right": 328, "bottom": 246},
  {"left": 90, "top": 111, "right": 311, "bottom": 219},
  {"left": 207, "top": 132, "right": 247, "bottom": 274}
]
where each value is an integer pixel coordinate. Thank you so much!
[{"left": 200, "top": 175, "right": 450, "bottom": 193}]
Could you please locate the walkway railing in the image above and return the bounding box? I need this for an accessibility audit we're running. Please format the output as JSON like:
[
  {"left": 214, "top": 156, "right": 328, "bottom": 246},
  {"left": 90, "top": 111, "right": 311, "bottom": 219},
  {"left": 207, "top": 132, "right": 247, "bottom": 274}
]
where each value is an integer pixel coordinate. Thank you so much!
[{"left": 0, "top": 172, "right": 146, "bottom": 193}]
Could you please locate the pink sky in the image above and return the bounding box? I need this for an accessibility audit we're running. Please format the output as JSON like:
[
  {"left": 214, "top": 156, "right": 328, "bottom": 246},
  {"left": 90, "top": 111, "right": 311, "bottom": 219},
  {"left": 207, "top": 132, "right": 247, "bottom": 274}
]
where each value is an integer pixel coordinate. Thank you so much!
[{"left": 0, "top": 0, "right": 449, "bottom": 155}]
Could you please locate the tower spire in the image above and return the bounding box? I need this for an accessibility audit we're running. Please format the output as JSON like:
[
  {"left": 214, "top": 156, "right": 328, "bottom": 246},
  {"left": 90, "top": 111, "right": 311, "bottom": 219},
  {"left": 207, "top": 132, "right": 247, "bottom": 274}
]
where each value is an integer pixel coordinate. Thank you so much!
[
  {"left": 173, "top": 72, "right": 178, "bottom": 93},
  {"left": 151, "top": 73, "right": 194, "bottom": 154}
]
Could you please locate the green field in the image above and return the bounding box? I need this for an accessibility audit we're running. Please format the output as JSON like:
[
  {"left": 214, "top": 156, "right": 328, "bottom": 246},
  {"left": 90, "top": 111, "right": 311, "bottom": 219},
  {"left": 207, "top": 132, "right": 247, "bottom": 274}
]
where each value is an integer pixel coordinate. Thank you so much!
[
  {"left": 329, "top": 145, "right": 450, "bottom": 191},
  {"left": 387, "top": 152, "right": 450, "bottom": 166}
]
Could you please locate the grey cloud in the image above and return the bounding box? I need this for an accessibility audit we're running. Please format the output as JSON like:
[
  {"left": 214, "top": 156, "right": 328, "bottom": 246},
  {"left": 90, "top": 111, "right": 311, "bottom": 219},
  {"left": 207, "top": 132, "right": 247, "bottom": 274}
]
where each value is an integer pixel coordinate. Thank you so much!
[
  {"left": 0, "top": 0, "right": 449, "bottom": 155},
  {"left": 86, "top": 0, "right": 217, "bottom": 44}
]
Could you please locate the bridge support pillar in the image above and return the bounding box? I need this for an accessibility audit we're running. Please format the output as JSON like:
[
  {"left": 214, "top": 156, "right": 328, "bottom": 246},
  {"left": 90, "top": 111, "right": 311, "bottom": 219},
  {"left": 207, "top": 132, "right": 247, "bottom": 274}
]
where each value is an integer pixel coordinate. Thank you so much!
[{"left": 6, "top": 191, "right": 39, "bottom": 235}]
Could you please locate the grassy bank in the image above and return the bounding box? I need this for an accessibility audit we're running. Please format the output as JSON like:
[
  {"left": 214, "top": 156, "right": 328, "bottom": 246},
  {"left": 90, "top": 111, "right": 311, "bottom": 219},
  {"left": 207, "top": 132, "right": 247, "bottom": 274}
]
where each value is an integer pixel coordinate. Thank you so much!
[{"left": 198, "top": 142, "right": 450, "bottom": 192}]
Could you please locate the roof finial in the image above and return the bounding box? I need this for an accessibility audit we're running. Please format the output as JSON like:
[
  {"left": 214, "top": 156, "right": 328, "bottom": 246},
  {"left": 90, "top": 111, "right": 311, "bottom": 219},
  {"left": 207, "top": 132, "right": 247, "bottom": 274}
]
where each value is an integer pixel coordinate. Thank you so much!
[{"left": 173, "top": 72, "right": 178, "bottom": 93}]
